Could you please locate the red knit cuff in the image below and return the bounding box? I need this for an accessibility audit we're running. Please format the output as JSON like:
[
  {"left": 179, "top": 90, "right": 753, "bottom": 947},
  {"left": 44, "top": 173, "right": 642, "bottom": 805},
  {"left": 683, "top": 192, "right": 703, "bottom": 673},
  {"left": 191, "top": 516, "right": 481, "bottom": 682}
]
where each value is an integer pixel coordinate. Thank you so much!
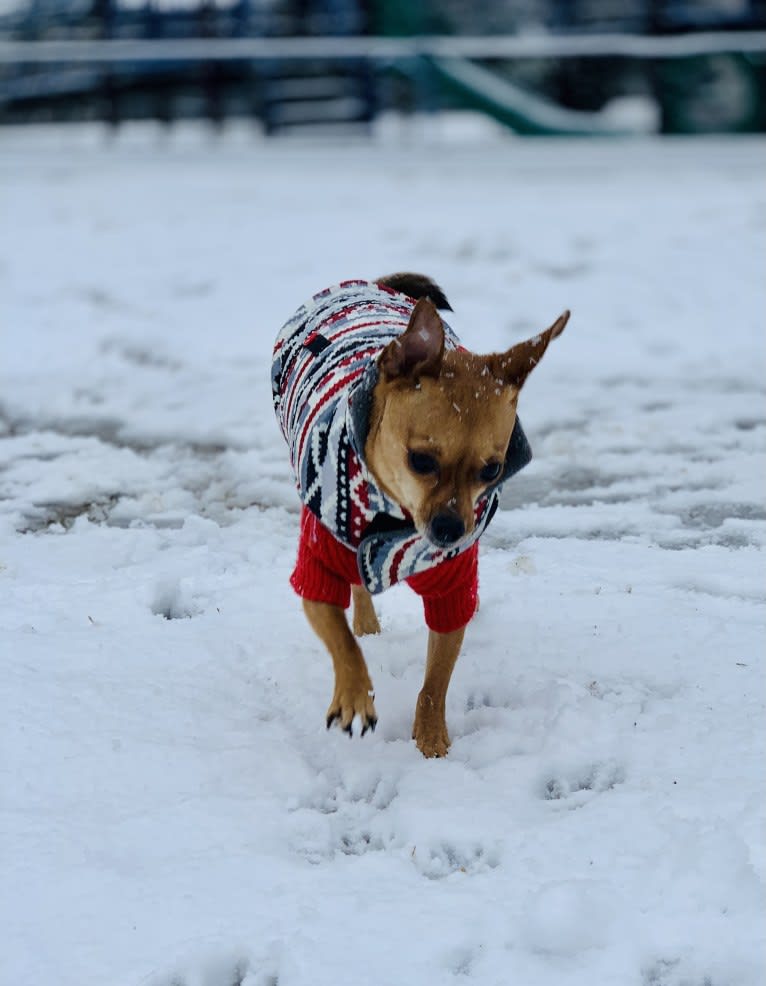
[
  {"left": 407, "top": 543, "right": 480, "bottom": 633},
  {"left": 289, "top": 508, "right": 352, "bottom": 609},
  {"left": 290, "top": 563, "right": 351, "bottom": 609},
  {"left": 422, "top": 581, "right": 478, "bottom": 633}
]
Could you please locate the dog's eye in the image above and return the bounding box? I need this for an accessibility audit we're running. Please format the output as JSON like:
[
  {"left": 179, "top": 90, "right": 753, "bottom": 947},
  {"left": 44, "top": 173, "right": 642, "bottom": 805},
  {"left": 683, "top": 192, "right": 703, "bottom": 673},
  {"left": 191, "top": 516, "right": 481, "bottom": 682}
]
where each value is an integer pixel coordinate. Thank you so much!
[
  {"left": 408, "top": 450, "right": 439, "bottom": 475},
  {"left": 479, "top": 461, "right": 502, "bottom": 483}
]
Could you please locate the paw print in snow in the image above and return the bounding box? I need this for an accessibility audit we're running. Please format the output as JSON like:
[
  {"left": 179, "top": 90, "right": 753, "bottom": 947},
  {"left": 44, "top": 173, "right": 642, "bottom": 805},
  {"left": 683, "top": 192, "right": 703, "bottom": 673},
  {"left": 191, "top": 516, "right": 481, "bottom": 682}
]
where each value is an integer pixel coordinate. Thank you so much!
[
  {"left": 413, "top": 841, "right": 501, "bottom": 880},
  {"left": 542, "top": 761, "right": 625, "bottom": 805}
]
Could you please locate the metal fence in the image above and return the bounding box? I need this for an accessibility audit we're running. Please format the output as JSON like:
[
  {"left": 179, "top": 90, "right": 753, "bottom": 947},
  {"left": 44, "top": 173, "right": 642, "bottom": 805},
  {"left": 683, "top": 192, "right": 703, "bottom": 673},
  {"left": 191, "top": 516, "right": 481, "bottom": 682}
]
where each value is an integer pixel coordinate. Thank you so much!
[{"left": 1, "top": 1, "right": 765, "bottom": 132}]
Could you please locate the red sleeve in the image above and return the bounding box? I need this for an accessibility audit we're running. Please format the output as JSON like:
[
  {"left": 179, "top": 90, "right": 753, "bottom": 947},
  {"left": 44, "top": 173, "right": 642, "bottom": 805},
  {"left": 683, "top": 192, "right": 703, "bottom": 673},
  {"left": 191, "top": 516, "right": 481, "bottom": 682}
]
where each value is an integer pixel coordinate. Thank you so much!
[
  {"left": 405, "top": 542, "right": 479, "bottom": 634},
  {"left": 289, "top": 506, "right": 360, "bottom": 609},
  {"left": 291, "top": 506, "right": 478, "bottom": 631}
]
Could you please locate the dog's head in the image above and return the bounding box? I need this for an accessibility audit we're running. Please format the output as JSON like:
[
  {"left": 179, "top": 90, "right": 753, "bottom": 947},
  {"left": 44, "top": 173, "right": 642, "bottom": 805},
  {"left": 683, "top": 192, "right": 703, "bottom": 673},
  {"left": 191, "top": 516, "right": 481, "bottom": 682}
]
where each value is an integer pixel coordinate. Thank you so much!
[{"left": 365, "top": 298, "right": 569, "bottom": 548}]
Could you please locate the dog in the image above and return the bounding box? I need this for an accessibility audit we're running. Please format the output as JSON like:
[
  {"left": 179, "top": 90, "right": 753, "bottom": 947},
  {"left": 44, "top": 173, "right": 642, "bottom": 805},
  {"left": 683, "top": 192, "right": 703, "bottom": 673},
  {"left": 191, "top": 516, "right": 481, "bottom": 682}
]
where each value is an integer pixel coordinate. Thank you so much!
[{"left": 272, "top": 273, "right": 569, "bottom": 757}]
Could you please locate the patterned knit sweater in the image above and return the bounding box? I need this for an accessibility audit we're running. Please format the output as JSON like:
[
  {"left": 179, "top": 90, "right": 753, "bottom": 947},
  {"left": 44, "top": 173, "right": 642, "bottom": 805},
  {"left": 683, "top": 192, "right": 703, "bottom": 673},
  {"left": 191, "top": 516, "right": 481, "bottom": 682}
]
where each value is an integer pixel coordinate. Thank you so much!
[{"left": 271, "top": 281, "right": 532, "bottom": 622}]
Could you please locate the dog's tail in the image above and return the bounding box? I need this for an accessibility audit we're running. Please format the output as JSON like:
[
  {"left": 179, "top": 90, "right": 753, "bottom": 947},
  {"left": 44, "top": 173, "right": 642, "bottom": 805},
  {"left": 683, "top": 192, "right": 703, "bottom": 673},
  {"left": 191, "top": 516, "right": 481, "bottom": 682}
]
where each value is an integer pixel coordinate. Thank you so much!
[{"left": 375, "top": 272, "right": 452, "bottom": 312}]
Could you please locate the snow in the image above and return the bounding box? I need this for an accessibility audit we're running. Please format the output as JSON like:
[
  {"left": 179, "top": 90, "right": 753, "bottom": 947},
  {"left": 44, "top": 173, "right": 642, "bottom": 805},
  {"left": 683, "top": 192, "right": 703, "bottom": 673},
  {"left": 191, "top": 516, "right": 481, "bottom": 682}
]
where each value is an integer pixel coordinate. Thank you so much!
[{"left": 1, "top": 121, "right": 765, "bottom": 986}]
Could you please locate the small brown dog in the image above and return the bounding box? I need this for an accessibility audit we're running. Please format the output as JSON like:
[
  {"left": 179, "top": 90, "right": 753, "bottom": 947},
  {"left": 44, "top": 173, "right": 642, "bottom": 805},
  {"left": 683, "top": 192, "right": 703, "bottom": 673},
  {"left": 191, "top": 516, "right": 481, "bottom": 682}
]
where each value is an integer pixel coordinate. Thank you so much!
[{"left": 272, "top": 274, "right": 568, "bottom": 757}]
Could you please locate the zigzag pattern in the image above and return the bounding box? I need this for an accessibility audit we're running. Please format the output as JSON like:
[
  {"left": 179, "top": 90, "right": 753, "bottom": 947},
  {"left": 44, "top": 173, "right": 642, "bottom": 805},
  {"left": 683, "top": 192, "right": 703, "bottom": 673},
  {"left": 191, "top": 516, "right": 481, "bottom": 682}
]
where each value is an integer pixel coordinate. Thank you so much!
[
  {"left": 272, "top": 280, "right": 517, "bottom": 594},
  {"left": 273, "top": 280, "right": 443, "bottom": 548}
]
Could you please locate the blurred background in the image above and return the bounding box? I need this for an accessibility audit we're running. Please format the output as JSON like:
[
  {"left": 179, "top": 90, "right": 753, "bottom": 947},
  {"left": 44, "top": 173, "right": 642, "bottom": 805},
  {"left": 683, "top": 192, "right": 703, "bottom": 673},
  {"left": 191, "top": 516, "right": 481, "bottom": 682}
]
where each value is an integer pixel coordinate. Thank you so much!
[{"left": 1, "top": 0, "right": 765, "bottom": 136}]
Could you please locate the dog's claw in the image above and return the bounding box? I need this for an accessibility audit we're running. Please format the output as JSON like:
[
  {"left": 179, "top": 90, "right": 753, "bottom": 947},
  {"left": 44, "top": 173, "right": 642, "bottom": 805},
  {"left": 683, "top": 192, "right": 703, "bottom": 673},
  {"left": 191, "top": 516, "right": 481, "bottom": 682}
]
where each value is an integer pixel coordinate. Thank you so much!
[
  {"left": 361, "top": 715, "right": 377, "bottom": 737},
  {"left": 326, "top": 681, "right": 377, "bottom": 741},
  {"left": 328, "top": 713, "right": 378, "bottom": 738}
]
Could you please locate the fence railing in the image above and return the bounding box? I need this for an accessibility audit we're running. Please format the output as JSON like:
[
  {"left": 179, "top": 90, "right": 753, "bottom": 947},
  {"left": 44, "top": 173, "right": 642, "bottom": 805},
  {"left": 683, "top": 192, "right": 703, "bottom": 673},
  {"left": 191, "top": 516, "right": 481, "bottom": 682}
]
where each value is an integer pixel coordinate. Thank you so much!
[{"left": 1, "top": 31, "right": 766, "bottom": 64}]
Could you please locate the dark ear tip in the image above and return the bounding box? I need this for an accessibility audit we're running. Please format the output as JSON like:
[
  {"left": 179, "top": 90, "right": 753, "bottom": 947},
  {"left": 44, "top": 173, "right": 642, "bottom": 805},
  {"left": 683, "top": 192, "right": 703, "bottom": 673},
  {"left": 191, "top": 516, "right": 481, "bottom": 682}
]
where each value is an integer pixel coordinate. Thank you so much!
[{"left": 552, "top": 310, "right": 571, "bottom": 338}]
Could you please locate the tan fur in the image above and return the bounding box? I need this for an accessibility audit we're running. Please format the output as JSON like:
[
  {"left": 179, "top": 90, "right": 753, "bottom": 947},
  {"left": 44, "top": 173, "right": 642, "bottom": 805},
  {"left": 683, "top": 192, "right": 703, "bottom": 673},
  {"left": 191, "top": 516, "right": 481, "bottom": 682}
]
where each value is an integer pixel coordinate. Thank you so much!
[
  {"left": 412, "top": 627, "right": 466, "bottom": 757},
  {"left": 303, "top": 598, "right": 378, "bottom": 735},
  {"left": 366, "top": 350, "right": 521, "bottom": 541},
  {"left": 299, "top": 286, "right": 569, "bottom": 757},
  {"left": 351, "top": 585, "right": 381, "bottom": 637}
]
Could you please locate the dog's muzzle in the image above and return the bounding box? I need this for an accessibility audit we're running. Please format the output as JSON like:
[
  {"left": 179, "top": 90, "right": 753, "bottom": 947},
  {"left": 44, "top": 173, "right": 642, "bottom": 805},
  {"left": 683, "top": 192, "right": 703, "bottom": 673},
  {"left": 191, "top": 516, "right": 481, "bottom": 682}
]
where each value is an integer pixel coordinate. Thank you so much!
[{"left": 428, "top": 511, "right": 466, "bottom": 547}]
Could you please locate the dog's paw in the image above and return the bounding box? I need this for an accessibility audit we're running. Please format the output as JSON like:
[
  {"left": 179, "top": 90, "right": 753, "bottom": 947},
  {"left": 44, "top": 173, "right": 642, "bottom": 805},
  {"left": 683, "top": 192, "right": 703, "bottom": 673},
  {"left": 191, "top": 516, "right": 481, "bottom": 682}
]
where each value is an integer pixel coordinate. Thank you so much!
[
  {"left": 412, "top": 717, "right": 450, "bottom": 758},
  {"left": 326, "top": 682, "right": 377, "bottom": 737},
  {"left": 352, "top": 609, "right": 381, "bottom": 637},
  {"left": 412, "top": 689, "right": 451, "bottom": 757},
  {"left": 351, "top": 586, "right": 381, "bottom": 637}
]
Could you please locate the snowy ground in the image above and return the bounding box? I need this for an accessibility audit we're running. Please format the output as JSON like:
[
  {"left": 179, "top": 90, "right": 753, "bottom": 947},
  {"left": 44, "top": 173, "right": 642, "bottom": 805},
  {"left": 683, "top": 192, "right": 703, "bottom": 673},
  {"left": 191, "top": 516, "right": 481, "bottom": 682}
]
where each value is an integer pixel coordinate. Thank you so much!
[{"left": 1, "top": 122, "right": 765, "bottom": 986}]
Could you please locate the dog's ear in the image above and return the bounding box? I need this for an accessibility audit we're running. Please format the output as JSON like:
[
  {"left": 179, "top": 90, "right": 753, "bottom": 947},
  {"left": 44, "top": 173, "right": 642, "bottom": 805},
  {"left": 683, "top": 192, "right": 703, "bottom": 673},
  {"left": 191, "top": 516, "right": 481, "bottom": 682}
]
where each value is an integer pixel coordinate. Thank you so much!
[
  {"left": 492, "top": 310, "right": 570, "bottom": 390},
  {"left": 378, "top": 297, "right": 445, "bottom": 380}
]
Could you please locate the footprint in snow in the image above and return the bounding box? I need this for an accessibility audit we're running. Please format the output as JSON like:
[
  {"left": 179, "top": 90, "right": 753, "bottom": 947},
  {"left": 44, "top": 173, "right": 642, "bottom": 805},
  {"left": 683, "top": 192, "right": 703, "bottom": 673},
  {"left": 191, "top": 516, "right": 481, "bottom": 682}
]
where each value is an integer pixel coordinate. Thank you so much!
[
  {"left": 413, "top": 841, "right": 501, "bottom": 880},
  {"left": 542, "top": 761, "right": 625, "bottom": 805},
  {"left": 287, "top": 765, "right": 398, "bottom": 862},
  {"left": 338, "top": 828, "right": 386, "bottom": 856},
  {"left": 294, "top": 766, "right": 398, "bottom": 815},
  {"left": 151, "top": 579, "right": 204, "bottom": 620},
  {"left": 150, "top": 955, "right": 261, "bottom": 986},
  {"left": 642, "top": 957, "right": 715, "bottom": 986}
]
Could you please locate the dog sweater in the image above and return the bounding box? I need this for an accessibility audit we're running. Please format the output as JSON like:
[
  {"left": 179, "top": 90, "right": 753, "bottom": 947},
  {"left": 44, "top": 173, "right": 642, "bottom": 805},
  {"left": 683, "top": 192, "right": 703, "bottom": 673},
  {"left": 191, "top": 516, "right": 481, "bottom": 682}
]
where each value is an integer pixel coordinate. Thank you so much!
[{"left": 271, "top": 280, "right": 532, "bottom": 632}]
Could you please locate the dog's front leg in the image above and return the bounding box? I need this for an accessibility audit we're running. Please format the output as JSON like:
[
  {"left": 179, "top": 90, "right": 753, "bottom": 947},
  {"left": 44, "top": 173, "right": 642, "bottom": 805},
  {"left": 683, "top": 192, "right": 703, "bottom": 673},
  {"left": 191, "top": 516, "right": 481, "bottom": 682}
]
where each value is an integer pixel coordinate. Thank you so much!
[
  {"left": 351, "top": 585, "right": 381, "bottom": 637},
  {"left": 412, "top": 627, "right": 465, "bottom": 758},
  {"left": 303, "top": 599, "right": 378, "bottom": 736}
]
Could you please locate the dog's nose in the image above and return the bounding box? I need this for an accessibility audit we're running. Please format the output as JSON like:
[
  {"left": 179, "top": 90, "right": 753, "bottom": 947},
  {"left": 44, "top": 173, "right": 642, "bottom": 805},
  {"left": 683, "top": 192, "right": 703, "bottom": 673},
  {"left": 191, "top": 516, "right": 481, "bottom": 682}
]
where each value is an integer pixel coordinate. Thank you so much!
[{"left": 429, "top": 512, "right": 466, "bottom": 547}]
